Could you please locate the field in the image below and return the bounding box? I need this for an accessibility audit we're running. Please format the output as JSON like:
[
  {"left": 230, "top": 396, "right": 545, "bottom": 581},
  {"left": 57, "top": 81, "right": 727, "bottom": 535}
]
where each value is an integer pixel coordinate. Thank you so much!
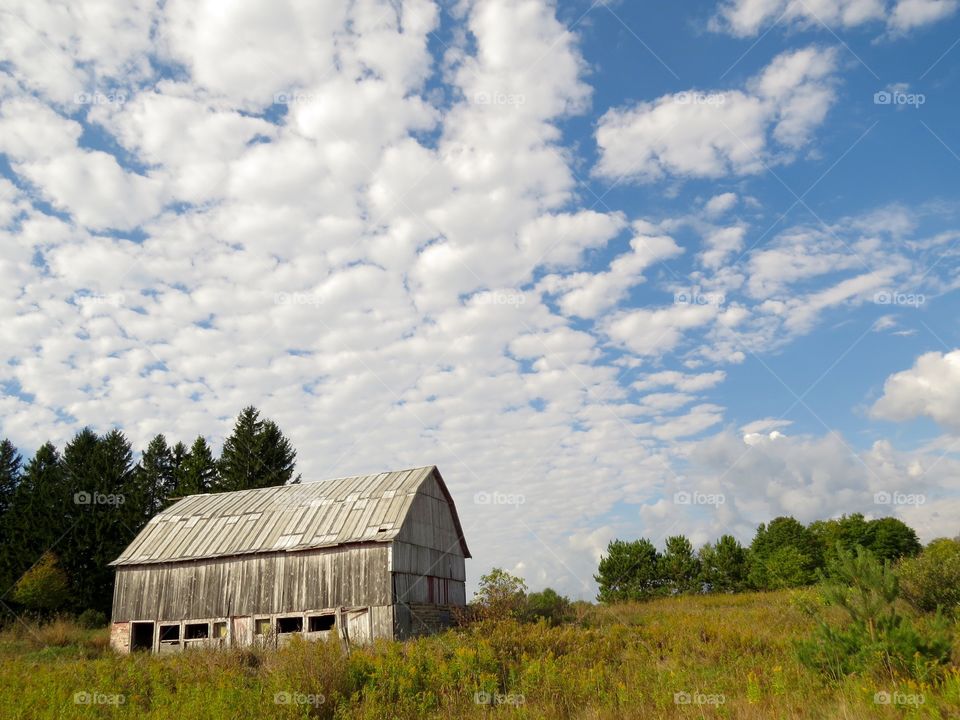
[{"left": 0, "top": 590, "right": 958, "bottom": 719}]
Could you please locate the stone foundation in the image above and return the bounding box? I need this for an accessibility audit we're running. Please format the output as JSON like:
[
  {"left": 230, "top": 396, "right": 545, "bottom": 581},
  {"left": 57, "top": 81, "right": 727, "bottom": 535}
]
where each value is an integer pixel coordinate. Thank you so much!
[{"left": 110, "top": 622, "right": 130, "bottom": 654}]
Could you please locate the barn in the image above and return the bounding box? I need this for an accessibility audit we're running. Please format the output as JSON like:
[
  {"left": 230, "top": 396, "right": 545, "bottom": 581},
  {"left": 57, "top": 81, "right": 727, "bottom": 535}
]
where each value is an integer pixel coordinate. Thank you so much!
[{"left": 108, "top": 466, "right": 470, "bottom": 653}]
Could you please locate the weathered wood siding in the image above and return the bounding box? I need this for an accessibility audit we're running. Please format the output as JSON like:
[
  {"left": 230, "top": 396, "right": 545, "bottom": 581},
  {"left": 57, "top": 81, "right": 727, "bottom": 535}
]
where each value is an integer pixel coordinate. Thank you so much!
[
  {"left": 391, "top": 472, "right": 468, "bottom": 615},
  {"left": 112, "top": 544, "right": 390, "bottom": 622},
  {"left": 394, "top": 603, "right": 458, "bottom": 639},
  {"left": 395, "top": 474, "right": 464, "bottom": 554}
]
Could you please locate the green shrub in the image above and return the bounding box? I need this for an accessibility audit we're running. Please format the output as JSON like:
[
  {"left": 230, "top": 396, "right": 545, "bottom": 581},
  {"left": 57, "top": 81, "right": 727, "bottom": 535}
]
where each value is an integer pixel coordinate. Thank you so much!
[
  {"left": 471, "top": 568, "right": 527, "bottom": 621},
  {"left": 525, "top": 588, "right": 573, "bottom": 625},
  {"left": 76, "top": 609, "right": 107, "bottom": 629},
  {"left": 10, "top": 552, "right": 69, "bottom": 613},
  {"left": 797, "top": 545, "right": 952, "bottom": 682},
  {"left": 898, "top": 538, "right": 960, "bottom": 615}
]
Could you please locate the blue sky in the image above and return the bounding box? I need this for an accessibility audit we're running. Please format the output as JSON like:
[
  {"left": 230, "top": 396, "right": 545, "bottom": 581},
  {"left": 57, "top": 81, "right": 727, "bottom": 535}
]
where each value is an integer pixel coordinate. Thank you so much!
[{"left": 0, "top": 0, "right": 959, "bottom": 597}]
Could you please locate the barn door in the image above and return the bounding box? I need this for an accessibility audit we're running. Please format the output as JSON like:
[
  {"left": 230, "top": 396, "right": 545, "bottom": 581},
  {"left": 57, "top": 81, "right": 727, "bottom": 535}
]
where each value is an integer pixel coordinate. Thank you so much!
[{"left": 345, "top": 608, "right": 371, "bottom": 645}]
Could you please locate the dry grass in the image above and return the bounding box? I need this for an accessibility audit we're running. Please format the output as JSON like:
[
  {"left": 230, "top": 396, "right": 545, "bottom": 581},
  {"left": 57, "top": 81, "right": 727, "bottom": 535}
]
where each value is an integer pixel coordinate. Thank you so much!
[{"left": 0, "top": 591, "right": 956, "bottom": 719}]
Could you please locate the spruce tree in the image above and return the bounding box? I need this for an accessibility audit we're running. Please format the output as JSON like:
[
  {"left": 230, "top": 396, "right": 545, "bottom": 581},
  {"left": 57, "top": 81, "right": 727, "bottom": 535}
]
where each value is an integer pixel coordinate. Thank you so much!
[
  {"left": 216, "top": 406, "right": 297, "bottom": 491},
  {"left": 0, "top": 439, "right": 22, "bottom": 514},
  {"left": 0, "top": 443, "right": 60, "bottom": 599},
  {"left": 60, "top": 429, "right": 142, "bottom": 613},
  {"left": 137, "top": 434, "right": 176, "bottom": 518},
  {"left": 175, "top": 436, "right": 219, "bottom": 496}
]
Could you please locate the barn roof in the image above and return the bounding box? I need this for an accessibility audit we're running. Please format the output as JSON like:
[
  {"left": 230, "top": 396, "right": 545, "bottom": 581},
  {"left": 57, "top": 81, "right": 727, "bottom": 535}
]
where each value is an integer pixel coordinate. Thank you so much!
[{"left": 110, "top": 465, "right": 471, "bottom": 566}]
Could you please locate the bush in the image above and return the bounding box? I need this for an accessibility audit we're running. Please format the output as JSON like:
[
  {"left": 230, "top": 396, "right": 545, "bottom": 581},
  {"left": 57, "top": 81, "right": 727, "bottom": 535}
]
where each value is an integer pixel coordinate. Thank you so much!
[
  {"left": 897, "top": 538, "right": 960, "bottom": 615},
  {"left": 471, "top": 568, "right": 527, "bottom": 621},
  {"left": 797, "top": 545, "right": 952, "bottom": 682},
  {"left": 76, "top": 609, "right": 107, "bottom": 629},
  {"left": 10, "top": 552, "right": 69, "bottom": 613},
  {"left": 35, "top": 618, "right": 86, "bottom": 648},
  {"left": 525, "top": 588, "right": 573, "bottom": 625}
]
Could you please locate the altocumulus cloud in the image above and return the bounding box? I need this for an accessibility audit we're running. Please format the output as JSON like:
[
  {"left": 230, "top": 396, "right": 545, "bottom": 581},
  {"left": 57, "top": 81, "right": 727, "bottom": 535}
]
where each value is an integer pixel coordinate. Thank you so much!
[{"left": 0, "top": 0, "right": 959, "bottom": 598}]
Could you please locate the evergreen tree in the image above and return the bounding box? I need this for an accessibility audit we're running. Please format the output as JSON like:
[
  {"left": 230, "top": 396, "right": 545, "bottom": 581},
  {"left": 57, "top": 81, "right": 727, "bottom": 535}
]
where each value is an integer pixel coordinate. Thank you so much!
[
  {"left": 175, "top": 436, "right": 219, "bottom": 496},
  {"left": 0, "top": 443, "right": 62, "bottom": 599},
  {"left": 698, "top": 534, "right": 749, "bottom": 592},
  {"left": 0, "top": 439, "right": 23, "bottom": 591},
  {"left": 595, "top": 538, "right": 662, "bottom": 603},
  {"left": 660, "top": 535, "right": 700, "bottom": 594},
  {"left": 171, "top": 440, "right": 189, "bottom": 493},
  {"left": 60, "top": 429, "right": 143, "bottom": 613},
  {"left": 137, "top": 434, "right": 176, "bottom": 518},
  {"left": 216, "top": 406, "right": 297, "bottom": 491},
  {"left": 0, "top": 439, "right": 22, "bottom": 514}
]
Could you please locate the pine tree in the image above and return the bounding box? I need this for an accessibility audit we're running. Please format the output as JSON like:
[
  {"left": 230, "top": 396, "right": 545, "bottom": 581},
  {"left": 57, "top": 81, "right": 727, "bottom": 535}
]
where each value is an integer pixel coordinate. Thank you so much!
[
  {"left": 0, "top": 439, "right": 22, "bottom": 515},
  {"left": 698, "top": 534, "right": 748, "bottom": 592},
  {"left": 175, "top": 436, "right": 219, "bottom": 496},
  {"left": 60, "top": 429, "right": 143, "bottom": 613},
  {"left": 0, "top": 443, "right": 61, "bottom": 599},
  {"left": 660, "top": 535, "right": 700, "bottom": 594},
  {"left": 0, "top": 439, "right": 23, "bottom": 592},
  {"left": 216, "top": 407, "right": 297, "bottom": 491},
  {"left": 595, "top": 538, "right": 663, "bottom": 603},
  {"left": 137, "top": 434, "right": 176, "bottom": 518}
]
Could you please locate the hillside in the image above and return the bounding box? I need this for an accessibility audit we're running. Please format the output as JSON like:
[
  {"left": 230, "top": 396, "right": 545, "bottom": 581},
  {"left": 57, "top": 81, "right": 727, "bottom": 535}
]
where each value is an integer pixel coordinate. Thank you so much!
[{"left": 1, "top": 590, "right": 957, "bottom": 719}]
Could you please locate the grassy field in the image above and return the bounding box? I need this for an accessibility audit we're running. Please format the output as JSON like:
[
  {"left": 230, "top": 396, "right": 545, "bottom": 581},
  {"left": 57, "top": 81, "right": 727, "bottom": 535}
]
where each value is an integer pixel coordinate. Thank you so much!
[{"left": 0, "top": 590, "right": 957, "bottom": 719}]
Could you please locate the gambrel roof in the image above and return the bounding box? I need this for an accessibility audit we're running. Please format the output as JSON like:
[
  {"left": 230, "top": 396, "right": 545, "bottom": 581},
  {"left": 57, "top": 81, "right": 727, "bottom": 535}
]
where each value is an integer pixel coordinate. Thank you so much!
[{"left": 110, "top": 465, "right": 470, "bottom": 566}]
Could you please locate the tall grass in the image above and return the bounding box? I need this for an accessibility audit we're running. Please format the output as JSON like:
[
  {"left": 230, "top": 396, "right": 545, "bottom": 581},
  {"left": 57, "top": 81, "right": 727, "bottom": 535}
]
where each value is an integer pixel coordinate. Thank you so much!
[{"left": 0, "top": 591, "right": 956, "bottom": 719}]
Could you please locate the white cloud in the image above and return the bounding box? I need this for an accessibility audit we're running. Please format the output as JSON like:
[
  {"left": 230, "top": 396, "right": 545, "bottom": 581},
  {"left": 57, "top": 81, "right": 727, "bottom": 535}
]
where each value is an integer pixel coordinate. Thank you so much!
[
  {"left": 606, "top": 303, "right": 720, "bottom": 356},
  {"left": 634, "top": 370, "right": 727, "bottom": 392},
  {"left": 871, "top": 350, "right": 960, "bottom": 431},
  {"left": 594, "top": 47, "right": 838, "bottom": 182},
  {"left": 740, "top": 417, "right": 793, "bottom": 434},
  {"left": 712, "top": 0, "right": 956, "bottom": 36},
  {"left": 0, "top": 0, "right": 957, "bottom": 601},
  {"left": 539, "top": 222, "right": 682, "bottom": 319},
  {"left": 704, "top": 192, "right": 738, "bottom": 217},
  {"left": 0, "top": 0, "right": 156, "bottom": 103},
  {"left": 890, "top": 0, "right": 959, "bottom": 31}
]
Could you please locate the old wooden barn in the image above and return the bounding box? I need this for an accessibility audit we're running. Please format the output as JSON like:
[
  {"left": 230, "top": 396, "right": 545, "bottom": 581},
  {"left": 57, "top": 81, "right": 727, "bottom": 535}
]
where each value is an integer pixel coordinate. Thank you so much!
[{"left": 108, "top": 465, "right": 470, "bottom": 653}]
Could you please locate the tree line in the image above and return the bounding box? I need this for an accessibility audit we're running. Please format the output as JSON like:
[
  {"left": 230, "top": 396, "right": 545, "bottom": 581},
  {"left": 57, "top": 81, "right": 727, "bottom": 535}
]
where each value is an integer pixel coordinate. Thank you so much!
[
  {"left": 594, "top": 513, "right": 923, "bottom": 601},
  {"left": 0, "top": 406, "right": 297, "bottom": 618}
]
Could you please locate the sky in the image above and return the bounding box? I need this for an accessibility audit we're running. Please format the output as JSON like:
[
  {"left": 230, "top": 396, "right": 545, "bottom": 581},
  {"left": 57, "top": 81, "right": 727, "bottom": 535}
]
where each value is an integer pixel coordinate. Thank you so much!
[{"left": 0, "top": 0, "right": 959, "bottom": 599}]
